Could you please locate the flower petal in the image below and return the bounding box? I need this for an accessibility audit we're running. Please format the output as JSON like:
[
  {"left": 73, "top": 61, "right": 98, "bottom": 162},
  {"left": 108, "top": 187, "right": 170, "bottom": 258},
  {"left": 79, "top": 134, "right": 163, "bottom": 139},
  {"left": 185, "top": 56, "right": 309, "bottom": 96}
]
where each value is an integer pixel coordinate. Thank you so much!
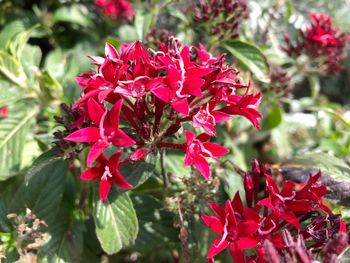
[
  {"left": 207, "top": 238, "right": 228, "bottom": 259},
  {"left": 201, "top": 215, "right": 223, "bottom": 234},
  {"left": 87, "top": 141, "right": 109, "bottom": 167},
  {"left": 193, "top": 156, "right": 210, "bottom": 179},
  {"left": 65, "top": 127, "right": 101, "bottom": 142},
  {"left": 100, "top": 179, "right": 112, "bottom": 203}
]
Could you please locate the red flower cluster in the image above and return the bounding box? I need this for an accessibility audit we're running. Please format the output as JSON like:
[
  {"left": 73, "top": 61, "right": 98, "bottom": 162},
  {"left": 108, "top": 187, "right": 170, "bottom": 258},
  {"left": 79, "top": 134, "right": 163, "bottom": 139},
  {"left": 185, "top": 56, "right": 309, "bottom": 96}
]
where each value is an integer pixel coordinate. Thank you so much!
[
  {"left": 63, "top": 39, "right": 261, "bottom": 202},
  {"left": 194, "top": 0, "right": 249, "bottom": 39},
  {"left": 283, "top": 13, "right": 350, "bottom": 74},
  {"left": 202, "top": 160, "right": 347, "bottom": 263},
  {"left": 95, "top": 0, "right": 134, "bottom": 21}
]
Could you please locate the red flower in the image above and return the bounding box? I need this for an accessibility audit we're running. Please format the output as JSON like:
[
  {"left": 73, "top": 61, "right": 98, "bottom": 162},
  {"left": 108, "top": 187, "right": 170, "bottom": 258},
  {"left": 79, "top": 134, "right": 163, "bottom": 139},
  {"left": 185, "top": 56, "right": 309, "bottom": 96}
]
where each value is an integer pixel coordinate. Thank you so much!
[
  {"left": 203, "top": 160, "right": 347, "bottom": 262},
  {"left": 202, "top": 193, "right": 261, "bottom": 263},
  {"left": 0, "top": 106, "right": 8, "bottom": 118},
  {"left": 95, "top": 0, "right": 134, "bottom": 21},
  {"left": 184, "top": 131, "right": 229, "bottom": 179},
  {"left": 59, "top": 38, "right": 261, "bottom": 200},
  {"left": 65, "top": 99, "right": 135, "bottom": 166},
  {"left": 193, "top": 104, "right": 231, "bottom": 136},
  {"left": 80, "top": 152, "right": 132, "bottom": 202},
  {"left": 283, "top": 13, "right": 350, "bottom": 74}
]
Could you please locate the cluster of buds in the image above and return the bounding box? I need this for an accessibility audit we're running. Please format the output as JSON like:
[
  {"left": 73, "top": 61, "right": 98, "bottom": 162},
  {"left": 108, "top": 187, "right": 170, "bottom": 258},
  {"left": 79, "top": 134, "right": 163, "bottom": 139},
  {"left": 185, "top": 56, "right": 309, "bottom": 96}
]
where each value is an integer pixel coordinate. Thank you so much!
[
  {"left": 144, "top": 29, "right": 174, "bottom": 49},
  {"left": 268, "top": 66, "right": 293, "bottom": 98},
  {"left": 262, "top": 230, "right": 349, "bottom": 263},
  {"left": 283, "top": 13, "right": 350, "bottom": 75},
  {"left": 0, "top": 106, "right": 8, "bottom": 118},
  {"left": 53, "top": 103, "right": 83, "bottom": 159},
  {"left": 193, "top": 0, "right": 249, "bottom": 39},
  {"left": 94, "top": 0, "right": 134, "bottom": 21},
  {"left": 61, "top": 39, "right": 261, "bottom": 202},
  {"left": 202, "top": 160, "right": 347, "bottom": 263}
]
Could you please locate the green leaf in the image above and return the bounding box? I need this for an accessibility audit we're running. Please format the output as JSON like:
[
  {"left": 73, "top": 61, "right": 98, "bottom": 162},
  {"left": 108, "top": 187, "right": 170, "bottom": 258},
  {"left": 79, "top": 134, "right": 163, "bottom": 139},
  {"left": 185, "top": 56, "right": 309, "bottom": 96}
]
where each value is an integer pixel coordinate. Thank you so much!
[
  {"left": 93, "top": 190, "right": 138, "bottom": 255},
  {"left": 39, "top": 69, "right": 63, "bottom": 100},
  {"left": 0, "top": 81, "right": 25, "bottom": 107},
  {"left": 0, "top": 20, "right": 26, "bottom": 49},
  {"left": 40, "top": 214, "right": 84, "bottom": 263},
  {"left": 7, "top": 25, "right": 38, "bottom": 60},
  {"left": 10, "top": 151, "right": 69, "bottom": 221},
  {"left": 134, "top": 9, "right": 152, "bottom": 41},
  {"left": 223, "top": 40, "right": 269, "bottom": 82},
  {"left": 120, "top": 153, "right": 157, "bottom": 188},
  {"left": 281, "top": 152, "right": 350, "bottom": 204},
  {"left": 0, "top": 50, "right": 26, "bottom": 87},
  {"left": 0, "top": 103, "right": 37, "bottom": 179},
  {"left": 262, "top": 103, "right": 283, "bottom": 130},
  {"left": 132, "top": 194, "right": 178, "bottom": 253},
  {"left": 53, "top": 5, "right": 92, "bottom": 27}
]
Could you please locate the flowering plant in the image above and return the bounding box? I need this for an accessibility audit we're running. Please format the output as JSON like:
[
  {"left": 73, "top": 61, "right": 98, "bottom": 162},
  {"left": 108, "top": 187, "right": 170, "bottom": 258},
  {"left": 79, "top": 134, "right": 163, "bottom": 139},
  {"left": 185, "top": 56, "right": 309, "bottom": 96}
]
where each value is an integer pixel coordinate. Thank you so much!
[
  {"left": 0, "top": 1, "right": 350, "bottom": 262},
  {"left": 62, "top": 39, "right": 261, "bottom": 201}
]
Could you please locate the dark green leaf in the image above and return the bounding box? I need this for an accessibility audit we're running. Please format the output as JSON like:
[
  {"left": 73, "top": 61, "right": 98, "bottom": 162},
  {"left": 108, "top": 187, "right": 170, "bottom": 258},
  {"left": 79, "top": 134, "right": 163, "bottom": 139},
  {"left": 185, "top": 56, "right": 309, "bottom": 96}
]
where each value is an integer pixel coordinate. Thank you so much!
[
  {"left": 132, "top": 194, "right": 178, "bottom": 252},
  {"left": 93, "top": 190, "right": 138, "bottom": 255},
  {"left": 120, "top": 153, "right": 157, "bottom": 188},
  {"left": 53, "top": 5, "right": 92, "bottom": 27},
  {"left": 223, "top": 40, "right": 269, "bottom": 82}
]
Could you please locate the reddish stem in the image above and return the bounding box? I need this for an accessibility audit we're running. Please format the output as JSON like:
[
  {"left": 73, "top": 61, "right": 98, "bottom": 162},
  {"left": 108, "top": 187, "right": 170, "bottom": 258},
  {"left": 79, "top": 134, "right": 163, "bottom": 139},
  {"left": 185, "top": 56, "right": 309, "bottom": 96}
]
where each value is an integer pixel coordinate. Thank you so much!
[{"left": 157, "top": 142, "right": 186, "bottom": 151}]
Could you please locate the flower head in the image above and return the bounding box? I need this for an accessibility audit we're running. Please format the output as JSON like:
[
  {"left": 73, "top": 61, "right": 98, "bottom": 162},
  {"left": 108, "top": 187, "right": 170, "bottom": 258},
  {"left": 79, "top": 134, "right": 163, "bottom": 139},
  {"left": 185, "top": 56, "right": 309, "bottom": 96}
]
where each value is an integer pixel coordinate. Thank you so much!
[
  {"left": 59, "top": 38, "right": 261, "bottom": 201},
  {"left": 283, "top": 13, "right": 350, "bottom": 74},
  {"left": 95, "top": 0, "right": 134, "bottom": 21}
]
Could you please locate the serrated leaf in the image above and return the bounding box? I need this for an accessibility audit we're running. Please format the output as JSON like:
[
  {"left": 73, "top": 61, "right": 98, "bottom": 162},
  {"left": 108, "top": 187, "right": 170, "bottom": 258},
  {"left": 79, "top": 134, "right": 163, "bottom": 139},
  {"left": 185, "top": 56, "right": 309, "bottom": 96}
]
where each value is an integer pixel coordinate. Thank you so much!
[
  {"left": 0, "top": 104, "right": 37, "bottom": 179},
  {"left": 53, "top": 5, "right": 92, "bottom": 27},
  {"left": 223, "top": 40, "right": 269, "bottom": 82},
  {"left": 93, "top": 190, "right": 138, "bottom": 255},
  {"left": 0, "top": 50, "right": 26, "bottom": 87},
  {"left": 281, "top": 152, "right": 350, "bottom": 204},
  {"left": 10, "top": 151, "right": 69, "bottom": 221}
]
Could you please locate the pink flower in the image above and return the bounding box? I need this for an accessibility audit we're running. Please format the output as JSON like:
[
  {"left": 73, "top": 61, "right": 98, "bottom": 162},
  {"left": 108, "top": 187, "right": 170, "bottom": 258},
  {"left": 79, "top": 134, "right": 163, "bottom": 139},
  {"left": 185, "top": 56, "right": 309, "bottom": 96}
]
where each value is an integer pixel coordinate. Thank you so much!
[
  {"left": 184, "top": 130, "right": 229, "bottom": 179},
  {"left": 95, "top": 0, "right": 134, "bottom": 21},
  {"left": 80, "top": 152, "right": 132, "bottom": 202}
]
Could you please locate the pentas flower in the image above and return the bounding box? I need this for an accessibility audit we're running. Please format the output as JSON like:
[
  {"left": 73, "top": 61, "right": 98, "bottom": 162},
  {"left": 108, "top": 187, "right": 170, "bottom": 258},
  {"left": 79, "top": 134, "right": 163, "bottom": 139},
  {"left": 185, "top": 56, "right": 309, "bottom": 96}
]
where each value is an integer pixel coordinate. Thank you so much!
[
  {"left": 184, "top": 131, "right": 229, "bottom": 179},
  {"left": 80, "top": 152, "right": 132, "bottom": 202},
  {"left": 95, "top": 0, "right": 134, "bottom": 21},
  {"left": 62, "top": 38, "right": 261, "bottom": 201},
  {"left": 202, "top": 160, "right": 347, "bottom": 262},
  {"left": 283, "top": 13, "right": 350, "bottom": 74}
]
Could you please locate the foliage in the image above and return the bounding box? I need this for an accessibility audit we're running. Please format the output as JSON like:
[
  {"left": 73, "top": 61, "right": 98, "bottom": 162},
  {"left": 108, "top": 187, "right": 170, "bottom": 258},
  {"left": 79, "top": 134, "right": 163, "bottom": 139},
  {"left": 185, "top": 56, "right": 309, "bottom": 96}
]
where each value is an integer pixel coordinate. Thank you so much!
[{"left": 0, "top": 0, "right": 350, "bottom": 262}]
